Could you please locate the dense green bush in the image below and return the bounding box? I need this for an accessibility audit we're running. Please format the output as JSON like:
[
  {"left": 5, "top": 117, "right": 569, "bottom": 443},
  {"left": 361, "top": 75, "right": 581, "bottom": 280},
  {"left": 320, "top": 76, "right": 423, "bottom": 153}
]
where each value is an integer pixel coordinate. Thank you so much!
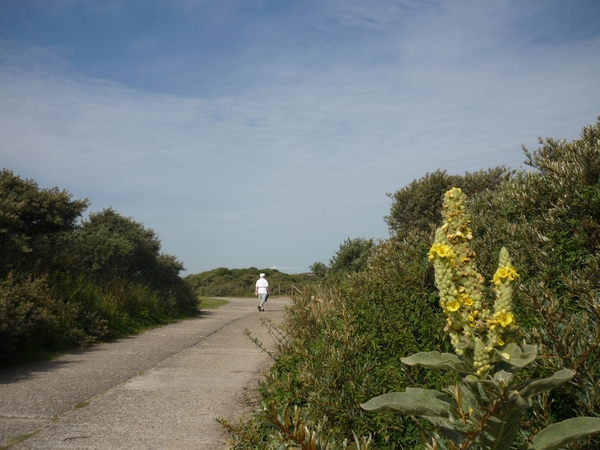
[
  {"left": 225, "top": 119, "right": 600, "bottom": 449},
  {"left": 0, "top": 274, "right": 55, "bottom": 358},
  {"left": 363, "top": 187, "right": 600, "bottom": 450},
  {"left": 0, "top": 170, "right": 198, "bottom": 362},
  {"left": 385, "top": 167, "right": 513, "bottom": 238},
  {"left": 225, "top": 234, "right": 456, "bottom": 448},
  {"left": 472, "top": 121, "right": 600, "bottom": 448}
]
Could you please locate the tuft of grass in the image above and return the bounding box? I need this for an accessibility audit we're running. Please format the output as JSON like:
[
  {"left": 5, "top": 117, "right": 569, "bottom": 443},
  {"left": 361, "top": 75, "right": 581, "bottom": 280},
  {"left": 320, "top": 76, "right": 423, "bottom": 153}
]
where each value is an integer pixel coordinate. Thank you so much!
[
  {"left": 198, "top": 297, "right": 228, "bottom": 309},
  {"left": 1, "top": 431, "right": 39, "bottom": 450}
]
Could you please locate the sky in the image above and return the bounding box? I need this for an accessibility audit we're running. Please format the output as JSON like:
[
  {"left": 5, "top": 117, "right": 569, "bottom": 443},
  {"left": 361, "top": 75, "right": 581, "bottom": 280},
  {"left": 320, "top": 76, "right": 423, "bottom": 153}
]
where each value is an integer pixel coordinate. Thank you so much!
[{"left": 1, "top": 1, "right": 599, "bottom": 275}]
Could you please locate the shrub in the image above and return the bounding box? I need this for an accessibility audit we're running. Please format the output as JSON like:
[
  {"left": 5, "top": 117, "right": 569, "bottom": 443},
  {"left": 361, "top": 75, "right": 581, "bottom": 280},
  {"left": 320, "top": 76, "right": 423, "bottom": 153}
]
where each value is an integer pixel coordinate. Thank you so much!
[
  {"left": 0, "top": 273, "right": 54, "bottom": 359},
  {"left": 363, "top": 187, "right": 600, "bottom": 450}
]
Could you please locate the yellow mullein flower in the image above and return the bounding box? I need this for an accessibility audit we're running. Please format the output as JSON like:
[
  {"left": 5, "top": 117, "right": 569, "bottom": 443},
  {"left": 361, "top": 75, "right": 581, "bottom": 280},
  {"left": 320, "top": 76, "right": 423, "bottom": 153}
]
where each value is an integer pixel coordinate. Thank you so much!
[
  {"left": 427, "top": 245, "right": 440, "bottom": 262},
  {"left": 438, "top": 245, "right": 454, "bottom": 258},
  {"left": 446, "top": 300, "right": 461, "bottom": 312},
  {"left": 428, "top": 245, "right": 457, "bottom": 267},
  {"left": 460, "top": 294, "right": 474, "bottom": 307},
  {"left": 492, "top": 265, "right": 519, "bottom": 285},
  {"left": 497, "top": 312, "right": 515, "bottom": 328}
]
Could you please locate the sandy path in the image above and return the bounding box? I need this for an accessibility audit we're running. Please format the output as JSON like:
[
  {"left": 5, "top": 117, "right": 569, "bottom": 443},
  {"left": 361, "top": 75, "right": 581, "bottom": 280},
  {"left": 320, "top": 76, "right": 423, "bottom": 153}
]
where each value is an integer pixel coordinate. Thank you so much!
[{"left": 0, "top": 297, "right": 287, "bottom": 449}]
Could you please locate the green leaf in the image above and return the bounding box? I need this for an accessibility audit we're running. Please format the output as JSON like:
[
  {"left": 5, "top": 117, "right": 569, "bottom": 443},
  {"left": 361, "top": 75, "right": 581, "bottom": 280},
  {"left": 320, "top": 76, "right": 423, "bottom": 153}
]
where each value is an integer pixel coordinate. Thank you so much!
[
  {"left": 401, "top": 351, "right": 472, "bottom": 373},
  {"left": 493, "top": 369, "right": 514, "bottom": 384},
  {"left": 528, "top": 417, "right": 600, "bottom": 450},
  {"left": 496, "top": 343, "right": 537, "bottom": 368},
  {"left": 515, "top": 369, "right": 575, "bottom": 399},
  {"left": 360, "top": 388, "right": 455, "bottom": 417}
]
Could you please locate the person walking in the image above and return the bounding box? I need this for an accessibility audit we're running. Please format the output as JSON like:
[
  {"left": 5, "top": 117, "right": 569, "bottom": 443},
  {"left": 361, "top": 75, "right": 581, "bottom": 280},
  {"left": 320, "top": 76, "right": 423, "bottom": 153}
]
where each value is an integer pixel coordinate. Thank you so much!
[{"left": 255, "top": 273, "right": 269, "bottom": 312}]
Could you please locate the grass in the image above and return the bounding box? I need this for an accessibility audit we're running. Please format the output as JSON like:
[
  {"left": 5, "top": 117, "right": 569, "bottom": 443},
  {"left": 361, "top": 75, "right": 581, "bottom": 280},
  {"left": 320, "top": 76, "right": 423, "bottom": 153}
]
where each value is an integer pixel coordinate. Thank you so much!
[
  {"left": 198, "top": 297, "right": 229, "bottom": 309},
  {"left": 0, "top": 431, "right": 39, "bottom": 450}
]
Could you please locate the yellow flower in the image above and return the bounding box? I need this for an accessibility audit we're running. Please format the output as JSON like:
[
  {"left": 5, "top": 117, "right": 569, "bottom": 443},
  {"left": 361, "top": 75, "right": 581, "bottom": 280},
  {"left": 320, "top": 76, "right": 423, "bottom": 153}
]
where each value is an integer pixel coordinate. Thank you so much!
[
  {"left": 427, "top": 245, "right": 438, "bottom": 262},
  {"left": 460, "top": 294, "right": 474, "bottom": 307},
  {"left": 497, "top": 312, "right": 515, "bottom": 328},
  {"left": 446, "top": 300, "right": 461, "bottom": 312},
  {"left": 493, "top": 265, "right": 519, "bottom": 285},
  {"left": 439, "top": 245, "right": 454, "bottom": 258}
]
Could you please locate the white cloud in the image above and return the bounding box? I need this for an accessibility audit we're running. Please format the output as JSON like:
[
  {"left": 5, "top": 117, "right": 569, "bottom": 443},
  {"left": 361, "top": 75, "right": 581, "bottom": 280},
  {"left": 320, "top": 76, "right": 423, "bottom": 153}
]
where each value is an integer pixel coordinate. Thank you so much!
[{"left": 1, "top": 1, "right": 599, "bottom": 273}]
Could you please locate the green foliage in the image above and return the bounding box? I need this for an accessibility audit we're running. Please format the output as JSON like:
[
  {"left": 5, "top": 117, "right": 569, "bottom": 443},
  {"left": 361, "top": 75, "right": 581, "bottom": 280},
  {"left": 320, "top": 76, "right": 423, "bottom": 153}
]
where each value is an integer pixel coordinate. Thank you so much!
[
  {"left": 186, "top": 267, "right": 317, "bottom": 298},
  {"left": 309, "top": 261, "right": 328, "bottom": 278},
  {"left": 362, "top": 188, "right": 600, "bottom": 449},
  {"left": 0, "top": 169, "right": 89, "bottom": 277},
  {"left": 219, "top": 403, "right": 373, "bottom": 449},
  {"left": 0, "top": 273, "right": 54, "bottom": 358},
  {"left": 328, "top": 237, "right": 376, "bottom": 277},
  {"left": 385, "top": 167, "right": 512, "bottom": 237},
  {"left": 227, "top": 118, "right": 600, "bottom": 449},
  {"left": 310, "top": 237, "right": 377, "bottom": 281},
  {"left": 465, "top": 120, "right": 600, "bottom": 448},
  {"left": 75, "top": 208, "right": 161, "bottom": 277},
  {"left": 0, "top": 170, "right": 198, "bottom": 362}
]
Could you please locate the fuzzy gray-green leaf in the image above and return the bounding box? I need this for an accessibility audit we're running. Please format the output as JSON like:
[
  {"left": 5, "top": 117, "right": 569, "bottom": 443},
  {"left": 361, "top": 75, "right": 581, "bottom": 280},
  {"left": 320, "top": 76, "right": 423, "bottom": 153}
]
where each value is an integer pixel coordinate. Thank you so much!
[
  {"left": 516, "top": 369, "right": 575, "bottom": 399},
  {"left": 360, "top": 389, "right": 454, "bottom": 417},
  {"left": 401, "top": 351, "right": 472, "bottom": 373},
  {"left": 498, "top": 343, "right": 537, "bottom": 368},
  {"left": 528, "top": 417, "right": 600, "bottom": 450}
]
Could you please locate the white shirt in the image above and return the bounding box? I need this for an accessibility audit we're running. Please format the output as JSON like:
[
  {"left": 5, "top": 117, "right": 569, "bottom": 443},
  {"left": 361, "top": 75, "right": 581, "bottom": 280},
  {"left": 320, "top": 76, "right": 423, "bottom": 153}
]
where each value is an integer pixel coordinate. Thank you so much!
[{"left": 256, "top": 278, "right": 269, "bottom": 294}]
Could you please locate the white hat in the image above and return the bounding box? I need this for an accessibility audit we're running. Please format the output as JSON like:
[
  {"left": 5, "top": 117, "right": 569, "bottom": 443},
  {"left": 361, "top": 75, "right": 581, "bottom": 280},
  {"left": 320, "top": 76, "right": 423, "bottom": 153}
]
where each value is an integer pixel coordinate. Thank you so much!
[{"left": 260, "top": 273, "right": 265, "bottom": 278}]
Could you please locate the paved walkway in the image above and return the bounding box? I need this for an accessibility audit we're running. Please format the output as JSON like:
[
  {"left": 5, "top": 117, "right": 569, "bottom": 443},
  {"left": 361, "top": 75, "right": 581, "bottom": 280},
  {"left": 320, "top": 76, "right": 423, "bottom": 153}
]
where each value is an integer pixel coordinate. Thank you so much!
[{"left": 0, "top": 297, "right": 288, "bottom": 449}]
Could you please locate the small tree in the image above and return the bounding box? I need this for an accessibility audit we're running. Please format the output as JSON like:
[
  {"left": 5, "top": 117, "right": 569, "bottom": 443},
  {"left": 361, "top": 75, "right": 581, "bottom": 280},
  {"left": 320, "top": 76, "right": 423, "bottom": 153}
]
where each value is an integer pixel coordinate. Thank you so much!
[
  {"left": 309, "top": 261, "right": 329, "bottom": 278},
  {"left": 329, "top": 237, "right": 375, "bottom": 276},
  {"left": 75, "top": 208, "right": 161, "bottom": 278},
  {"left": 0, "top": 169, "right": 89, "bottom": 277}
]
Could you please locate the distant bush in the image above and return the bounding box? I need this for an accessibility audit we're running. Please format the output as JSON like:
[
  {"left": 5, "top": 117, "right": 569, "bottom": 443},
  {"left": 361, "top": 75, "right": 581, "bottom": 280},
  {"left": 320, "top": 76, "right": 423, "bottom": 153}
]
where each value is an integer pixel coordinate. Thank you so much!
[
  {"left": 310, "top": 237, "right": 377, "bottom": 281},
  {"left": 185, "top": 267, "right": 317, "bottom": 298}
]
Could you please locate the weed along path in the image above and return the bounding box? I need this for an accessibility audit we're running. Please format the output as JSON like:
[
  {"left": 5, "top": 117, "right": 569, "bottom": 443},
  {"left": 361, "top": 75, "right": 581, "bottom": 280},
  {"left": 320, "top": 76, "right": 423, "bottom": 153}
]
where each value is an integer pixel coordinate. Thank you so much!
[{"left": 0, "top": 297, "right": 288, "bottom": 450}]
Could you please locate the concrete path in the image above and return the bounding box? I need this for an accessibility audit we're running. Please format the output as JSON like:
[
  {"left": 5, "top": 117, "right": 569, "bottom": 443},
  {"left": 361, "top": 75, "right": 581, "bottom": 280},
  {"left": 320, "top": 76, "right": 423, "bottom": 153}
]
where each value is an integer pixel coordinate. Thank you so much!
[{"left": 0, "top": 297, "right": 287, "bottom": 450}]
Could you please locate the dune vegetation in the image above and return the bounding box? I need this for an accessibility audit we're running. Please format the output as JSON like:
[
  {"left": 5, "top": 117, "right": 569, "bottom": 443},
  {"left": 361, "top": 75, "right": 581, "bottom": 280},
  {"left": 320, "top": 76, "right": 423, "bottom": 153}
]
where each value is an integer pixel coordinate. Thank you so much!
[
  {"left": 0, "top": 170, "right": 198, "bottom": 364},
  {"left": 220, "top": 119, "right": 600, "bottom": 449}
]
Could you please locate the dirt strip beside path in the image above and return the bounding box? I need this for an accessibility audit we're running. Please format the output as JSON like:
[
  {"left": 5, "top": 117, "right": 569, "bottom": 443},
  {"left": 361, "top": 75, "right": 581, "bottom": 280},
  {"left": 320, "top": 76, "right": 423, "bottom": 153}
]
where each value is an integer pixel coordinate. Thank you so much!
[{"left": 0, "top": 296, "right": 287, "bottom": 450}]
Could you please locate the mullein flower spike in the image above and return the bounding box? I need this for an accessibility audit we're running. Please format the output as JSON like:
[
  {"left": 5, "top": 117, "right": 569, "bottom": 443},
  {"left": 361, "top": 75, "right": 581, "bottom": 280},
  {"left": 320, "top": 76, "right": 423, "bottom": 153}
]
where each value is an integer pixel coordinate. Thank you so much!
[{"left": 428, "top": 188, "right": 519, "bottom": 378}]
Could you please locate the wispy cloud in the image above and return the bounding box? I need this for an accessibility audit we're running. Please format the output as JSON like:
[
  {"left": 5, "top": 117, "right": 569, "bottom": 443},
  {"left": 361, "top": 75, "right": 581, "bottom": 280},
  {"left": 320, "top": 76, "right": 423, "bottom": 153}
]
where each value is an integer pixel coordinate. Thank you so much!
[{"left": 1, "top": 1, "right": 599, "bottom": 272}]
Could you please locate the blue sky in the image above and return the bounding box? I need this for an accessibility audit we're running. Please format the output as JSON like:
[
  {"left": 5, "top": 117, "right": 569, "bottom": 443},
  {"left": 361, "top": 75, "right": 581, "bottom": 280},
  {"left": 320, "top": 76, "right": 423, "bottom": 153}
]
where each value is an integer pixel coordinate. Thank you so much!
[{"left": 1, "top": 1, "right": 599, "bottom": 275}]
